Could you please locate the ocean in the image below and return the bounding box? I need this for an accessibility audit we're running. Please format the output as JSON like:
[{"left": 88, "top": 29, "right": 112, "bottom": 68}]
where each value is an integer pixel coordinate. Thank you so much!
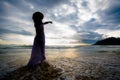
[{"left": 0, "top": 45, "right": 120, "bottom": 79}]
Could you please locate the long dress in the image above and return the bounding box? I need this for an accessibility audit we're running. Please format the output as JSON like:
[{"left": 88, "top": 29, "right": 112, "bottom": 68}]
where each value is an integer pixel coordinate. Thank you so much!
[{"left": 27, "top": 23, "right": 46, "bottom": 67}]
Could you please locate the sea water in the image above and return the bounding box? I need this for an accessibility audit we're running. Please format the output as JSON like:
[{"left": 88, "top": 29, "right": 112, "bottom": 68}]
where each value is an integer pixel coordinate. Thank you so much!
[{"left": 0, "top": 45, "right": 120, "bottom": 79}]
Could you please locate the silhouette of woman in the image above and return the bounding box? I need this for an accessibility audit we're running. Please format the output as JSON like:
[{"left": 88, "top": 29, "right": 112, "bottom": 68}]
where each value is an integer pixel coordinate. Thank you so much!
[{"left": 27, "top": 12, "right": 52, "bottom": 67}]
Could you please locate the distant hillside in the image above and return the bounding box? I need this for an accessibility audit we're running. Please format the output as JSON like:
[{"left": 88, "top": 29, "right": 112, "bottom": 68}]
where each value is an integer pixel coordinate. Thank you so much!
[{"left": 94, "top": 37, "right": 120, "bottom": 45}]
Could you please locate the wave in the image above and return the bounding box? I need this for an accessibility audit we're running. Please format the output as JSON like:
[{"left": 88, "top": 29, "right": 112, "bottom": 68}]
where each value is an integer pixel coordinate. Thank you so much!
[
  {"left": 0, "top": 45, "right": 32, "bottom": 49},
  {"left": 0, "top": 45, "right": 120, "bottom": 50}
]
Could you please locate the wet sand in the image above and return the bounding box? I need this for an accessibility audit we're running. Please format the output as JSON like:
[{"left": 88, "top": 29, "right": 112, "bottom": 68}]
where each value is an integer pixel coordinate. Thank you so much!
[{"left": 0, "top": 46, "right": 120, "bottom": 80}]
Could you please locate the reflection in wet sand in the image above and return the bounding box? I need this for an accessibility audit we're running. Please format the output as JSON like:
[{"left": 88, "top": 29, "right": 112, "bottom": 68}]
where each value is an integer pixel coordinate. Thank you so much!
[
  {"left": 58, "top": 49, "right": 79, "bottom": 58},
  {"left": 46, "top": 47, "right": 120, "bottom": 80}
]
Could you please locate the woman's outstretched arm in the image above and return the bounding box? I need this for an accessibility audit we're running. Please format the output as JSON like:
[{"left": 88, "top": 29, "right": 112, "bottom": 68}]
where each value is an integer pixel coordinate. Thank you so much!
[{"left": 43, "top": 21, "right": 52, "bottom": 25}]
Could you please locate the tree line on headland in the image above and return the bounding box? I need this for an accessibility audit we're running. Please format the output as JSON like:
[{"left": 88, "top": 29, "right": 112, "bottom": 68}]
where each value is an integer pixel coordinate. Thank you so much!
[{"left": 94, "top": 37, "right": 120, "bottom": 45}]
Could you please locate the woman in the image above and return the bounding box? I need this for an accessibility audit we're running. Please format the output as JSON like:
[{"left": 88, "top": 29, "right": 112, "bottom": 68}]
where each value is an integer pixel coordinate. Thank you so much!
[{"left": 27, "top": 12, "right": 52, "bottom": 67}]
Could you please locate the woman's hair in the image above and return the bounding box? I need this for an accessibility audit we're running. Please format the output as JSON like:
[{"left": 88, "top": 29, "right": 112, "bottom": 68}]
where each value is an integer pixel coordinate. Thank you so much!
[{"left": 32, "top": 12, "right": 44, "bottom": 24}]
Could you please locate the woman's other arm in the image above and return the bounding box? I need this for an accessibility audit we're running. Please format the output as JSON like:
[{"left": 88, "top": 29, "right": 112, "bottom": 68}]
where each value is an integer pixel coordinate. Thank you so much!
[{"left": 43, "top": 21, "right": 52, "bottom": 25}]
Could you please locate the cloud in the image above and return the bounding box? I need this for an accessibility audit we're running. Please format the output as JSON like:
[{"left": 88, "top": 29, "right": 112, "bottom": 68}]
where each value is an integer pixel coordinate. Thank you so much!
[
  {"left": 45, "top": 21, "right": 76, "bottom": 40},
  {"left": 0, "top": 0, "right": 120, "bottom": 45},
  {"left": 67, "top": 0, "right": 120, "bottom": 44},
  {"left": 0, "top": 27, "right": 32, "bottom": 36},
  {"left": 73, "top": 30, "right": 104, "bottom": 44},
  {"left": 97, "top": 0, "right": 120, "bottom": 24},
  {"left": 95, "top": 29, "right": 120, "bottom": 38},
  {"left": 0, "top": 34, "right": 34, "bottom": 45},
  {"left": 26, "top": 0, "right": 69, "bottom": 8}
]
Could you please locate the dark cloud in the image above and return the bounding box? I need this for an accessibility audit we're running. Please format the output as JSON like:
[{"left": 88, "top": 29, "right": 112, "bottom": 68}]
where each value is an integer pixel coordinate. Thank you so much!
[
  {"left": 0, "top": 27, "right": 33, "bottom": 36},
  {"left": 98, "top": 0, "right": 120, "bottom": 24},
  {"left": 0, "top": 2, "right": 6, "bottom": 16},
  {"left": 0, "top": 0, "right": 25, "bottom": 13},
  {"left": 70, "top": 18, "right": 106, "bottom": 32},
  {"left": 81, "top": 1, "right": 88, "bottom": 8},
  {"left": 27, "top": 0, "right": 68, "bottom": 8},
  {"left": 70, "top": 24, "right": 104, "bottom": 44},
  {"left": 51, "top": 13, "right": 78, "bottom": 24},
  {"left": 76, "top": 31, "right": 103, "bottom": 44},
  {"left": 82, "top": 18, "right": 103, "bottom": 30}
]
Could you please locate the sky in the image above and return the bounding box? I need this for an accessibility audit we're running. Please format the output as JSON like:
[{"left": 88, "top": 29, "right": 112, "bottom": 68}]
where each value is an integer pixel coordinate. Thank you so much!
[{"left": 0, "top": 0, "right": 120, "bottom": 46}]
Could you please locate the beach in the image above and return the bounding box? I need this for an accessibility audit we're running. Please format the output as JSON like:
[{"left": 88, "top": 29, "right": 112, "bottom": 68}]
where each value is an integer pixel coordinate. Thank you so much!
[{"left": 0, "top": 45, "right": 120, "bottom": 80}]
